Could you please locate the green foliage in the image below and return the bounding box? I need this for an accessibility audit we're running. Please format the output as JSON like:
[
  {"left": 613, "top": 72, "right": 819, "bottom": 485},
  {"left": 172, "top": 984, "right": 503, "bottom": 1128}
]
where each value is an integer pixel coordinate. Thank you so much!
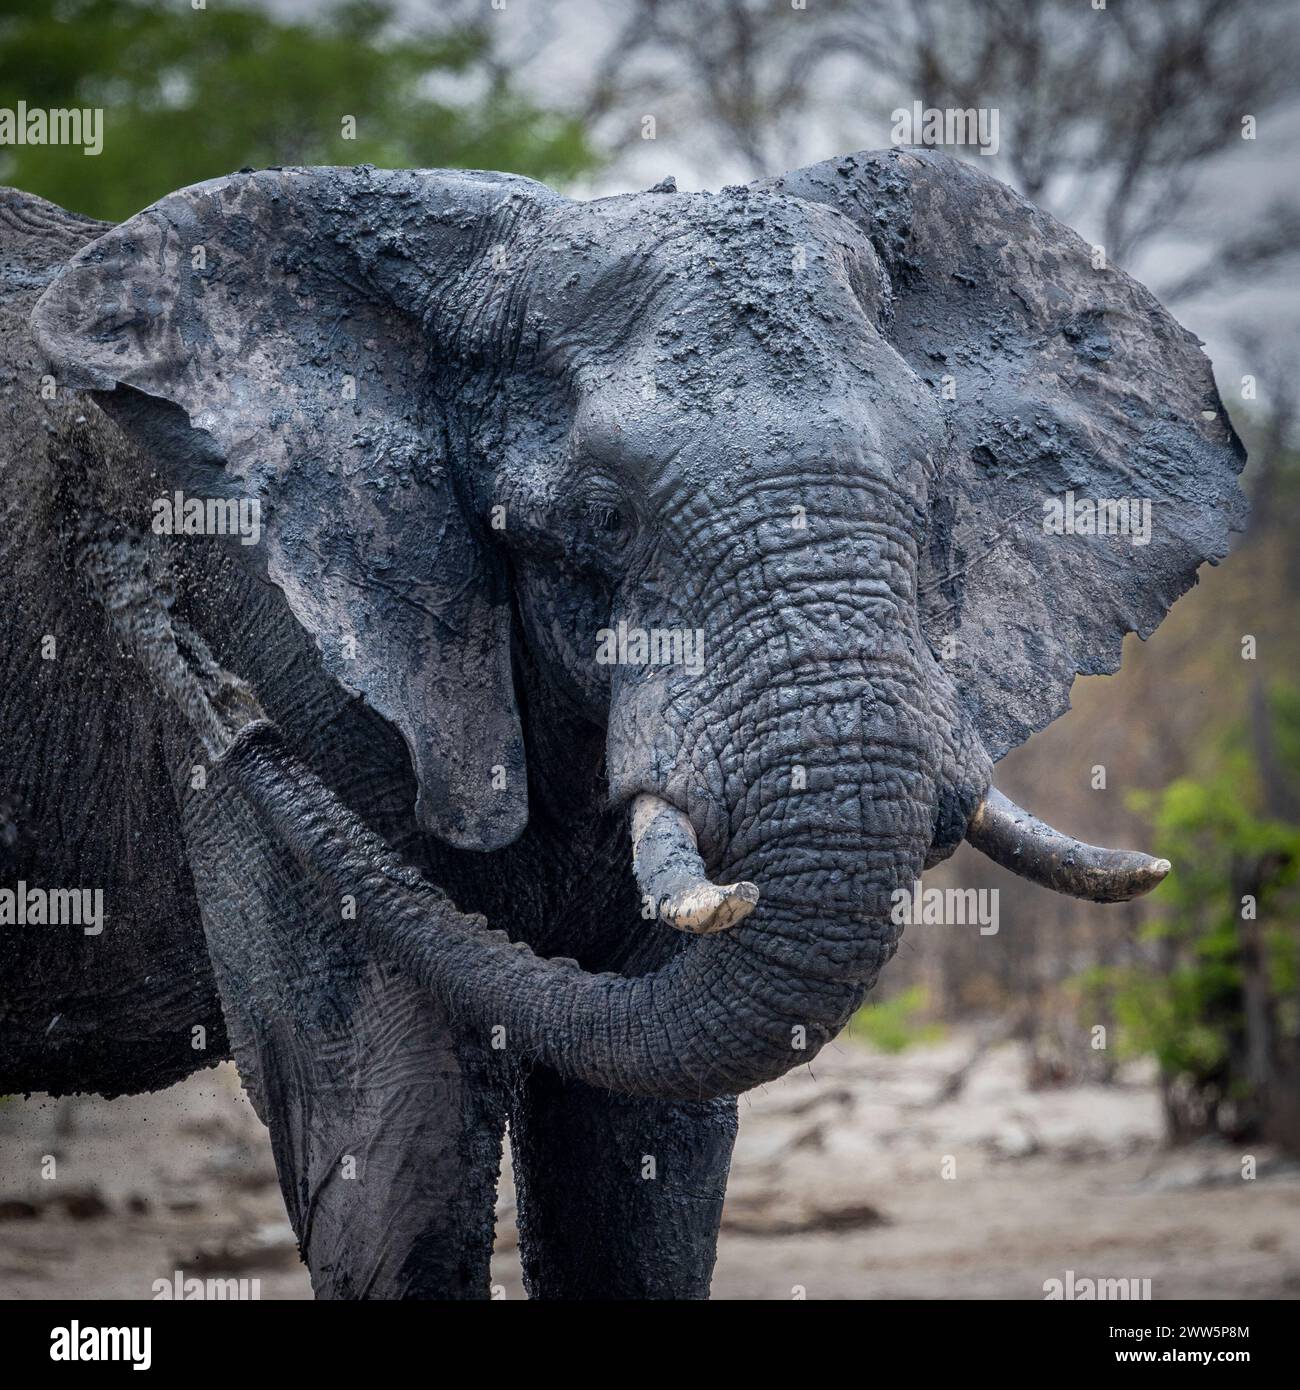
[
  {"left": 1080, "top": 683, "right": 1300, "bottom": 1124},
  {"left": 850, "top": 985, "right": 944, "bottom": 1054},
  {"left": 0, "top": 0, "right": 597, "bottom": 219}
]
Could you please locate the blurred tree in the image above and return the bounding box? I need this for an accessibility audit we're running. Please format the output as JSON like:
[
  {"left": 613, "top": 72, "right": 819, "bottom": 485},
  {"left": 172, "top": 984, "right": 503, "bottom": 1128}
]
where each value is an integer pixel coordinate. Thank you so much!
[
  {"left": 586, "top": 0, "right": 1300, "bottom": 285},
  {"left": 836, "top": 0, "right": 1298, "bottom": 274},
  {"left": 0, "top": 0, "right": 597, "bottom": 220}
]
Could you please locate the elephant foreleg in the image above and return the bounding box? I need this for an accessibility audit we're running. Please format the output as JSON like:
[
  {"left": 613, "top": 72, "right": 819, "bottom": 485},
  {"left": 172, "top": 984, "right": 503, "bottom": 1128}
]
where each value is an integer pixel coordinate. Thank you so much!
[
  {"left": 183, "top": 778, "right": 506, "bottom": 1299},
  {"left": 509, "top": 1066, "right": 737, "bottom": 1300}
]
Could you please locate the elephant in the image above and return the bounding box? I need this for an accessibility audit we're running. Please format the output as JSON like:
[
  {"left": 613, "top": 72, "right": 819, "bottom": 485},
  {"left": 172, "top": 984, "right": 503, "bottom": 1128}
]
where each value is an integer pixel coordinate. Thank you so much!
[{"left": 0, "top": 149, "right": 1244, "bottom": 1299}]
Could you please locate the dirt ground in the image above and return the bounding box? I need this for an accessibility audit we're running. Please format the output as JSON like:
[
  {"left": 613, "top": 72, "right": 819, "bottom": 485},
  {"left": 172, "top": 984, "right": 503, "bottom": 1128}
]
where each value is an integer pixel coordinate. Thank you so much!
[{"left": 2, "top": 1029, "right": 1297, "bottom": 1301}]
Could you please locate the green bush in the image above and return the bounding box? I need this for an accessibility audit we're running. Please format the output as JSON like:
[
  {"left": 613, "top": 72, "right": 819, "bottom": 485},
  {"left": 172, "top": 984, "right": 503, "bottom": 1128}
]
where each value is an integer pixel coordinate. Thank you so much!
[
  {"left": 1080, "top": 683, "right": 1300, "bottom": 1141},
  {"left": 850, "top": 985, "right": 945, "bottom": 1054}
]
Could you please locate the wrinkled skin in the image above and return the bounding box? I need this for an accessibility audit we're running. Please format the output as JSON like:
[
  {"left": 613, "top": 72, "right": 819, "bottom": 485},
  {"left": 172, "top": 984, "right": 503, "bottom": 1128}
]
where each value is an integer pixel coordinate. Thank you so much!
[{"left": 1, "top": 152, "right": 1244, "bottom": 1298}]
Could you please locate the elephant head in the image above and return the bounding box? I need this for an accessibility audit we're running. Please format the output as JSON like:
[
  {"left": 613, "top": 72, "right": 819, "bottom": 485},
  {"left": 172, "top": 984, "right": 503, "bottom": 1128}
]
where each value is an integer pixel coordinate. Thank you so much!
[{"left": 26, "top": 151, "right": 1245, "bottom": 1101}]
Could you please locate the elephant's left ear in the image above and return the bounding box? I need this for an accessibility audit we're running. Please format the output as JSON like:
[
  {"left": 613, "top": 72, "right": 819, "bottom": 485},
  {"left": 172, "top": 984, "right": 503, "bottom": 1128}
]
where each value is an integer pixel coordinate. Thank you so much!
[
  {"left": 756, "top": 149, "right": 1247, "bottom": 760},
  {"left": 34, "top": 167, "right": 562, "bottom": 849}
]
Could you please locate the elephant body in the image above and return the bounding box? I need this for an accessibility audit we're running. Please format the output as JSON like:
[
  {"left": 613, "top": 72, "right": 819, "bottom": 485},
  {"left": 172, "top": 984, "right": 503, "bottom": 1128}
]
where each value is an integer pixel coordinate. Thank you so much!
[{"left": 0, "top": 152, "right": 1244, "bottom": 1297}]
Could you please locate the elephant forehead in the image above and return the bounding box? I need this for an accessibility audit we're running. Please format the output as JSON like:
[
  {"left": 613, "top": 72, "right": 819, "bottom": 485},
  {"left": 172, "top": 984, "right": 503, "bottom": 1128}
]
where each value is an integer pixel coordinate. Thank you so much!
[{"left": 528, "top": 189, "right": 888, "bottom": 384}]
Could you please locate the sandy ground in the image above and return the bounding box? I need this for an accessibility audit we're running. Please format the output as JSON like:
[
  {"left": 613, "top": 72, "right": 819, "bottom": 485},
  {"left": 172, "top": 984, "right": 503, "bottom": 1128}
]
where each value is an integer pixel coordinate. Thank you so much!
[{"left": 2, "top": 1030, "right": 1297, "bottom": 1301}]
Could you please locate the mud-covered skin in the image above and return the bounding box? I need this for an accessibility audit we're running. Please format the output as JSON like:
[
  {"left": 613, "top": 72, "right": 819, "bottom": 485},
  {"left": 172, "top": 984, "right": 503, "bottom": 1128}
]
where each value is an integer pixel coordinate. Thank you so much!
[
  {"left": 1, "top": 189, "right": 710, "bottom": 1298},
  {"left": 4, "top": 150, "right": 1245, "bottom": 1298},
  {"left": 0, "top": 191, "right": 225, "bottom": 1095}
]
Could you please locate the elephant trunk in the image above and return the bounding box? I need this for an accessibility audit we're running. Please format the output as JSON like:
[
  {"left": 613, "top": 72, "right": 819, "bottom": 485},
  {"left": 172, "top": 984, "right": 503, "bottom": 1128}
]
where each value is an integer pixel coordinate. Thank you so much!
[
  {"left": 105, "top": 556, "right": 1167, "bottom": 1103},
  {"left": 80, "top": 501, "right": 947, "bottom": 1101},
  {"left": 218, "top": 652, "right": 939, "bottom": 1099}
]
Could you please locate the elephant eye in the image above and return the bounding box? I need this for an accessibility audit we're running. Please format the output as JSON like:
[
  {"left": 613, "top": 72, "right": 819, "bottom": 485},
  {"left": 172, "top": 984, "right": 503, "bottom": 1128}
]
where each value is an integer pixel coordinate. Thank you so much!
[
  {"left": 586, "top": 503, "right": 626, "bottom": 537},
  {"left": 576, "top": 495, "right": 635, "bottom": 556}
]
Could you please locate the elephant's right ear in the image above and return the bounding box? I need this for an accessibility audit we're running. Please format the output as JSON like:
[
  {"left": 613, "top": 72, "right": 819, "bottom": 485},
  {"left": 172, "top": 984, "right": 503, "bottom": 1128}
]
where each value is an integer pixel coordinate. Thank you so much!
[{"left": 33, "top": 167, "right": 561, "bottom": 850}]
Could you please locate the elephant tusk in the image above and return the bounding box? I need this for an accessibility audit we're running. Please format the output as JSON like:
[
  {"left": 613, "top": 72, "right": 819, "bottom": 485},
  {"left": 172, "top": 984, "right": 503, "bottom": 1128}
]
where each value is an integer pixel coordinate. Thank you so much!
[
  {"left": 965, "top": 787, "right": 1171, "bottom": 903},
  {"left": 629, "top": 793, "right": 760, "bottom": 934}
]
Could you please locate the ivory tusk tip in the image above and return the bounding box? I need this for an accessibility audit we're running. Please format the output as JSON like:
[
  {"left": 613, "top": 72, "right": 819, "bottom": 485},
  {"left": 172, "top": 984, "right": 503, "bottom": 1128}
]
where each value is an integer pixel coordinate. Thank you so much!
[
  {"left": 1101, "top": 855, "right": 1171, "bottom": 902},
  {"left": 629, "top": 791, "right": 763, "bottom": 934},
  {"left": 1132, "top": 857, "right": 1172, "bottom": 895},
  {"left": 967, "top": 787, "right": 1174, "bottom": 903},
  {"left": 659, "top": 880, "right": 760, "bottom": 934}
]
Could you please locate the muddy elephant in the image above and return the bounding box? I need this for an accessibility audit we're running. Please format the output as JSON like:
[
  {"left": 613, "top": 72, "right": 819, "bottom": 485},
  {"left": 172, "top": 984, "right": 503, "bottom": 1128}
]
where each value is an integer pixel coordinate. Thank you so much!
[{"left": 0, "top": 150, "right": 1244, "bottom": 1298}]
